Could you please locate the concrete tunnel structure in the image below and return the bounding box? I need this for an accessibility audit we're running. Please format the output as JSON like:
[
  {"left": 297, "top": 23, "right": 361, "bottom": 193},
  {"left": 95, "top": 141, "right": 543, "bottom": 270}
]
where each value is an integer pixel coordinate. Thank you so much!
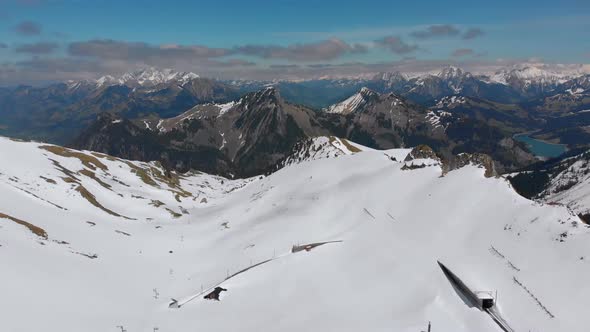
[{"left": 437, "top": 260, "right": 495, "bottom": 310}]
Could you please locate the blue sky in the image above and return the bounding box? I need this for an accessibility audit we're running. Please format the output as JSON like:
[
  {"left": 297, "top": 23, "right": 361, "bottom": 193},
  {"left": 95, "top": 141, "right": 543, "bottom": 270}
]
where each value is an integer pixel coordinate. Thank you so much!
[{"left": 0, "top": 0, "right": 589, "bottom": 83}]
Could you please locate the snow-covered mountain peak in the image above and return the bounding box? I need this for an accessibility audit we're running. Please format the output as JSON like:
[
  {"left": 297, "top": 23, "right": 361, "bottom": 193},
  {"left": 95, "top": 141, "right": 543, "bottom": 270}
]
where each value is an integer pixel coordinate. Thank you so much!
[
  {"left": 514, "top": 66, "right": 562, "bottom": 79},
  {"left": 95, "top": 75, "right": 117, "bottom": 87},
  {"left": 437, "top": 66, "right": 470, "bottom": 80},
  {"left": 280, "top": 136, "right": 366, "bottom": 167},
  {"left": 325, "top": 87, "right": 379, "bottom": 114},
  {"left": 65, "top": 79, "right": 93, "bottom": 91},
  {"left": 359, "top": 86, "right": 376, "bottom": 95},
  {"left": 246, "top": 85, "right": 282, "bottom": 104},
  {"left": 96, "top": 68, "right": 199, "bottom": 87},
  {"left": 489, "top": 66, "right": 569, "bottom": 86}
]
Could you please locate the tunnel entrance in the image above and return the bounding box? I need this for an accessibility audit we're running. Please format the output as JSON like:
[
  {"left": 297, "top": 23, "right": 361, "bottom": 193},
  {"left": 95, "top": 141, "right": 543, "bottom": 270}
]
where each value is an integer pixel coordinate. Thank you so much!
[{"left": 482, "top": 297, "right": 494, "bottom": 309}]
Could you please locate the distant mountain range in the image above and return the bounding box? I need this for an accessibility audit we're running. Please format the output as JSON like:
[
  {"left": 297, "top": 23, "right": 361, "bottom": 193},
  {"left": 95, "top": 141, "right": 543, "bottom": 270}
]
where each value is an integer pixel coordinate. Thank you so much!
[
  {"left": 94, "top": 67, "right": 200, "bottom": 87},
  {"left": 0, "top": 68, "right": 238, "bottom": 144},
  {"left": 226, "top": 66, "right": 590, "bottom": 114},
  {"left": 1, "top": 66, "right": 589, "bottom": 177}
]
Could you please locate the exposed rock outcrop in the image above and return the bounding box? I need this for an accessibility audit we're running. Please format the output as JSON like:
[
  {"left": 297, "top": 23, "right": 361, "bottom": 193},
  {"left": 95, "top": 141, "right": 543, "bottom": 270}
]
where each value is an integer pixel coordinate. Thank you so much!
[
  {"left": 452, "top": 153, "right": 497, "bottom": 178},
  {"left": 404, "top": 145, "right": 440, "bottom": 162}
]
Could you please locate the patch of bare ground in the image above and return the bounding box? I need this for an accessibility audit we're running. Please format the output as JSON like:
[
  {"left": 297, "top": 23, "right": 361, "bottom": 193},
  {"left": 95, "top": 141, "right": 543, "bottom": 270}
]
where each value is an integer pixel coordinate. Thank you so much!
[
  {"left": 154, "top": 168, "right": 193, "bottom": 200},
  {"left": 90, "top": 152, "right": 119, "bottom": 162},
  {"left": 0, "top": 212, "right": 47, "bottom": 239},
  {"left": 48, "top": 157, "right": 131, "bottom": 218},
  {"left": 339, "top": 138, "right": 362, "bottom": 153},
  {"left": 49, "top": 159, "right": 80, "bottom": 182},
  {"left": 149, "top": 200, "right": 165, "bottom": 207},
  {"left": 124, "top": 161, "right": 159, "bottom": 186},
  {"left": 76, "top": 185, "right": 133, "bottom": 219},
  {"left": 40, "top": 145, "right": 108, "bottom": 171},
  {"left": 39, "top": 176, "right": 57, "bottom": 184},
  {"left": 61, "top": 176, "right": 77, "bottom": 184},
  {"left": 124, "top": 161, "right": 193, "bottom": 201},
  {"left": 165, "top": 208, "right": 182, "bottom": 218},
  {"left": 78, "top": 169, "right": 112, "bottom": 190}
]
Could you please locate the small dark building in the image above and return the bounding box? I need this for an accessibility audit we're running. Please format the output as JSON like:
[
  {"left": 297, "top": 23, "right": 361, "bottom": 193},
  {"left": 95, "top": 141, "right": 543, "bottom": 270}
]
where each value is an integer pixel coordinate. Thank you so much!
[{"left": 204, "top": 287, "right": 227, "bottom": 301}]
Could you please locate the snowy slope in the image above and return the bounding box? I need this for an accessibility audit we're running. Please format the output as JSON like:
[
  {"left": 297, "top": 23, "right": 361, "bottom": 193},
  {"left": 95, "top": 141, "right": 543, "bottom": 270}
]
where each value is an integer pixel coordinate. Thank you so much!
[
  {"left": 541, "top": 151, "right": 590, "bottom": 217},
  {"left": 1, "top": 136, "right": 589, "bottom": 332},
  {"left": 279, "top": 136, "right": 371, "bottom": 167}
]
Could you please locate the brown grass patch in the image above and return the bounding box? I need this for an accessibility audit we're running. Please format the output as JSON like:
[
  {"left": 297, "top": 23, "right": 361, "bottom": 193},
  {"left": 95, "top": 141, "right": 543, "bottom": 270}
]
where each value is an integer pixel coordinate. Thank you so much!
[
  {"left": 76, "top": 185, "right": 131, "bottom": 219},
  {"left": 50, "top": 159, "right": 80, "bottom": 182},
  {"left": 146, "top": 163, "right": 192, "bottom": 195},
  {"left": 124, "top": 161, "right": 159, "bottom": 187},
  {"left": 149, "top": 200, "right": 165, "bottom": 207},
  {"left": 165, "top": 208, "right": 182, "bottom": 218},
  {"left": 150, "top": 166, "right": 179, "bottom": 187},
  {"left": 40, "top": 145, "right": 108, "bottom": 171},
  {"left": 0, "top": 212, "right": 47, "bottom": 239},
  {"left": 78, "top": 169, "right": 112, "bottom": 190},
  {"left": 91, "top": 152, "right": 119, "bottom": 162},
  {"left": 61, "top": 176, "right": 77, "bottom": 183},
  {"left": 39, "top": 176, "right": 57, "bottom": 184},
  {"left": 173, "top": 190, "right": 193, "bottom": 202},
  {"left": 125, "top": 162, "right": 193, "bottom": 199},
  {"left": 173, "top": 189, "right": 192, "bottom": 200},
  {"left": 339, "top": 138, "right": 362, "bottom": 153}
]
